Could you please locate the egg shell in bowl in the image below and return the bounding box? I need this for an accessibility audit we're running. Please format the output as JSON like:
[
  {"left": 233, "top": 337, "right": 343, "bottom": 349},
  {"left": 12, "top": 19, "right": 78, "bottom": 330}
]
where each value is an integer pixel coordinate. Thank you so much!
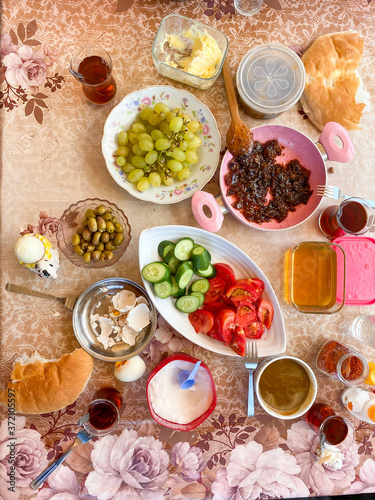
[{"left": 146, "top": 353, "right": 217, "bottom": 431}]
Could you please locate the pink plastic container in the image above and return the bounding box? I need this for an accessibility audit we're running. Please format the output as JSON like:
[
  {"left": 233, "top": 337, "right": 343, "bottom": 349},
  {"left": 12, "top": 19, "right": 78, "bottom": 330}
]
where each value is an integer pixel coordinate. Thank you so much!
[{"left": 333, "top": 236, "right": 375, "bottom": 305}]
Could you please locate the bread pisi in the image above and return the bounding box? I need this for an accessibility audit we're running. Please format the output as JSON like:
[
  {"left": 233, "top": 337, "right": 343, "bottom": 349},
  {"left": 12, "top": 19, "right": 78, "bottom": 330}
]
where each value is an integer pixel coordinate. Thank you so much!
[
  {"left": 0, "top": 348, "right": 94, "bottom": 414},
  {"left": 300, "top": 31, "right": 366, "bottom": 130}
]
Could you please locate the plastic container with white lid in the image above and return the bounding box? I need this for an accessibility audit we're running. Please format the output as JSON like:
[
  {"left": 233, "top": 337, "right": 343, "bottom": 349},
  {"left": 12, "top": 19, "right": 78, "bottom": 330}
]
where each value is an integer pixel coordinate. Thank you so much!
[{"left": 236, "top": 44, "right": 306, "bottom": 119}]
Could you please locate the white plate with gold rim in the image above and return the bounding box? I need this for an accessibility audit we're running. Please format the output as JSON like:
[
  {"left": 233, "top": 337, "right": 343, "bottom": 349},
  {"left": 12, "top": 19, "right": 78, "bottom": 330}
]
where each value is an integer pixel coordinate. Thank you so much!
[{"left": 139, "top": 225, "right": 286, "bottom": 357}]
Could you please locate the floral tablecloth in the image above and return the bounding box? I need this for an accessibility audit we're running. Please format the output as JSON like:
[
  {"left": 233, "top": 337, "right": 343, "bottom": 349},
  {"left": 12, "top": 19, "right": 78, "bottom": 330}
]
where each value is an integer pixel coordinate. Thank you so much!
[{"left": 1, "top": 1, "right": 375, "bottom": 499}]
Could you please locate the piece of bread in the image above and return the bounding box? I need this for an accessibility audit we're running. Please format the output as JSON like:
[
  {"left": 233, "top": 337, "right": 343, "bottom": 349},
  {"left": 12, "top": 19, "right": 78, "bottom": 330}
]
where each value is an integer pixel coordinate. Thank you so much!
[
  {"left": 300, "top": 31, "right": 366, "bottom": 130},
  {"left": 0, "top": 348, "right": 94, "bottom": 414}
]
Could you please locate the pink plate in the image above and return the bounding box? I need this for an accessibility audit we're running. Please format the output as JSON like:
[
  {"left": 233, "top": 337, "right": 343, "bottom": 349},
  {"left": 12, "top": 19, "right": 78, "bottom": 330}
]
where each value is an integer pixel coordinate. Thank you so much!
[
  {"left": 192, "top": 122, "right": 354, "bottom": 232},
  {"left": 220, "top": 124, "right": 348, "bottom": 230},
  {"left": 333, "top": 236, "right": 375, "bottom": 305}
]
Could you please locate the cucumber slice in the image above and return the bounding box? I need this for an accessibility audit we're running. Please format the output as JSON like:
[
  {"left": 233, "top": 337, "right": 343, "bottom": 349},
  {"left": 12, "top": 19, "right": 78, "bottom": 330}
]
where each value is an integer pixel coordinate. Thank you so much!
[
  {"left": 175, "top": 261, "right": 194, "bottom": 289},
  {"left": 174, "top": 237, "right": 195, "bottom": 261},
  {"left": 158, "top": 240, "right": 175, "bottom": 259},
  {"left": 166, "top": 253, "right": 181, "bottom": 274},
  {"left": 189, "top": 278, "right": 210, "bottom": 294},
  {"left": 141, "top": 262, "right": 171, "bottom": 283},
  {"left": 190, "top": 290, "right": 204, "bottom": 306},
  {"left": 175, "top": 294, "right": 200, "bottom": 313},
  {"left": 196, "top": 263, "right": 217, "bottom": 278},
  {"left": 162, "top": 244, "right": 176, "bottom": 260},
  {"left": 170, "top": 275, "right": 186, "bottom": 298},
  {"left": 191, "top": 246, "right": 211, "bottom": 272},
  {"left": 153, "top": 278, "right": 172, "bottom": 299}
]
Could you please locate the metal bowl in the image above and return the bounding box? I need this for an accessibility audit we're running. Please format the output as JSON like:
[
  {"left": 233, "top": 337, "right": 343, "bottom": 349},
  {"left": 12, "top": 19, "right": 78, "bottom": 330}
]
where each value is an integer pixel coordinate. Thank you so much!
[
  {"left": 57, "top": 198, "right": 131, "bottom": 268},
  {"left": 72, "top": 278, "right": 157, "bottom": 362}
]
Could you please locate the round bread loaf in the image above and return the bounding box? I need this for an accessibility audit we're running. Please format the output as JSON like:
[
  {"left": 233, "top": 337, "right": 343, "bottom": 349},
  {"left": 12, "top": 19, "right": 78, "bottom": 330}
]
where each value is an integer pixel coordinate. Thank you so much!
[
  {"left": 300, "top": 31, "right": 366, "bottom": 131},
  {"left": 0, "top": 348, "right": 94, "bottom": 414}
]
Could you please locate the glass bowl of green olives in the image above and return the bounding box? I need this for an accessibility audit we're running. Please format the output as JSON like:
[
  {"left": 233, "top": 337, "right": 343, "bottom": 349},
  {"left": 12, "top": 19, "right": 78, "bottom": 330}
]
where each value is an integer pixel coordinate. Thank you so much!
[{"left": 57, "top": 198, "right": 131, "bottom": 268}]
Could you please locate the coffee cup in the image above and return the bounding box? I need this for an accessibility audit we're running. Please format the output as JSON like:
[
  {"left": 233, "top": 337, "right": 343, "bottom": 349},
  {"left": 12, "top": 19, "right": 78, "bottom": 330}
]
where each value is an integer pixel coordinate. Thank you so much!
[{"left": 255, "top": 355, "right": 317, "bottom": 419}]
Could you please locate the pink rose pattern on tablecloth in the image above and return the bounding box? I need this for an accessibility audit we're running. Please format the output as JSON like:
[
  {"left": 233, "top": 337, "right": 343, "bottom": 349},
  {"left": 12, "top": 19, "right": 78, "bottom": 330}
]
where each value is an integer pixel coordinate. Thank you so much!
[
  {"left": 0, "top": 21, "right": 64, "bottom": 124},
  {"left": 19, "top": 212, "right": 60, "bottom": 242},
  {"left": 0, "top": 416, "right": 48, "bottom": 500},
  {"left": 10, "top": 412, "right": 372, "bottom": 500}
]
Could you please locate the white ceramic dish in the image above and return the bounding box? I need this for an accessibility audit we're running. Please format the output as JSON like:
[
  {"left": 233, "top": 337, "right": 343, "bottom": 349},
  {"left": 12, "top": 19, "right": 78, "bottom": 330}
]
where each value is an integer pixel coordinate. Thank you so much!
[
  {"left": 139, "top": 225, "right": 286, "bottom": 357},
  {"left": 102, "top": 86, "right": 221, "bottom": 204},
  {"left": 255, "top": 355, "right": 317, "bottom": 419}
]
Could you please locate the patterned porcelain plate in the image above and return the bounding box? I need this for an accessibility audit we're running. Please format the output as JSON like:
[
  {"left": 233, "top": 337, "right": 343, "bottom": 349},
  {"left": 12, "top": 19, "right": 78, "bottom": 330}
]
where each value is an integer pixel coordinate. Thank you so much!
[
  {"left": 102, "top": 86, "right": 221, "bottom": 204},
  {"left": 139, "top": 225, "right": 286, "bottom": 357}
]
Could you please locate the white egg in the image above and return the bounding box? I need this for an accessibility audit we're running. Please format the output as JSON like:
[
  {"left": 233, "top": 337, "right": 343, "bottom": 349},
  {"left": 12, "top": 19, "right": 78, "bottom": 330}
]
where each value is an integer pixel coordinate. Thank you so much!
[
  {"left": 14, "top": 235, "right": 45, "bottom": 264},
  {"left": 115, "top": 355, "right": 146, "bottom": 382},
  {"left": 112, "top": 290, "right": 137, "bottom": 312},
  {"left": 126, "top": 303, "right": 150, "bottom": 332}
]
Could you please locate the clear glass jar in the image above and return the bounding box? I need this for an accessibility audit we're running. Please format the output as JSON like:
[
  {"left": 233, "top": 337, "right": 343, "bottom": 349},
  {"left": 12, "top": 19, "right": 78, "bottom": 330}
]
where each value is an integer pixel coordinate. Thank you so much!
[{"left": 316, "top": 340, "right": 369, "bottom": 385}]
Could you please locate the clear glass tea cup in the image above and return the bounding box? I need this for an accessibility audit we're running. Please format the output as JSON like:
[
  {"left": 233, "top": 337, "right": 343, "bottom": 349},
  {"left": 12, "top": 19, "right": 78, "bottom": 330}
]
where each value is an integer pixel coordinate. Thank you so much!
[
  {"left": 319, "top": 197, "right": 375, "bottom": 239},
  {"left": 70, "top": 44, "right": 117, "bottom": 104},
  {"left": 82, "top": 399, "right": 120, "bottom": 437}
]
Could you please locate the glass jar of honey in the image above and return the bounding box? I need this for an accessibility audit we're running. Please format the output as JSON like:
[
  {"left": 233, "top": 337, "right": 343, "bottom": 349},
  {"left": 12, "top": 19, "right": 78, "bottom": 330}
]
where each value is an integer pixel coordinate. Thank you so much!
[
  {"left": 316, "top": 340, "right": 369, "bottom": 385},
  {"left": 287, "top": 241, "right": 346, "bottom": 314}
]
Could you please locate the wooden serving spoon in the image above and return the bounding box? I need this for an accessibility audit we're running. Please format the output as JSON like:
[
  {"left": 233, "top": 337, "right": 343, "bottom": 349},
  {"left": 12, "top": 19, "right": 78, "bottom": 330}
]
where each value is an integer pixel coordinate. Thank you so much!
[{"left": 222, "top": 58, "right": 254, "bottom": 157}]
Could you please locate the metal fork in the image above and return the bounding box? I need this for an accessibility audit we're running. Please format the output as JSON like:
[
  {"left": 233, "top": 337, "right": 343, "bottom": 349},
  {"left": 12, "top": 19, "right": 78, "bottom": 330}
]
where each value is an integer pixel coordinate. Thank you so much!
[
  {"left": 30, "top": 428, "right": 94, "bottom": 490},
  {"left": 244, "top": 341, "right": 259, "bottom": 417},
  {"left": 316, "top": 185, "right": 375, "bottom": 209},
  {"left": 6, "top": 283, "right": 77, "bottom": 310}
]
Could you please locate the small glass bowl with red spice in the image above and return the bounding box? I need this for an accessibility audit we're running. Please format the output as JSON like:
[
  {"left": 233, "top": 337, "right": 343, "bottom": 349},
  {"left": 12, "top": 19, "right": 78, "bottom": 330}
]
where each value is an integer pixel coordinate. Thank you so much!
[{"left": 316, "top": 339, "right": 369, "bottom": 385}]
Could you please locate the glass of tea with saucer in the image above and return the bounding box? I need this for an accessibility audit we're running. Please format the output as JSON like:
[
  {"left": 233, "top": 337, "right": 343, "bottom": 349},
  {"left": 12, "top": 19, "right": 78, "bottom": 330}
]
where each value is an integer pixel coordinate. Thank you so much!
[{"left": 81, "top": 388, "right": 123, "bottom": 437}]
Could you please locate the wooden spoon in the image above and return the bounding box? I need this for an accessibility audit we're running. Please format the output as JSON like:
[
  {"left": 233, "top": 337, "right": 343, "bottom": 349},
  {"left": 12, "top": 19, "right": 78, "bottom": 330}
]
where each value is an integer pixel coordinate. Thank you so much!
[{"left": 222, "top": 58, "right": 254, "bottom": 157}]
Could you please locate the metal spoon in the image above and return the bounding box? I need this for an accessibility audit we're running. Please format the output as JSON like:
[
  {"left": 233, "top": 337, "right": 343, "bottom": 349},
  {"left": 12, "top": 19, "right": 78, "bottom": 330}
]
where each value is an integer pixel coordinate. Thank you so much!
[
  {"left": 178, "top": 361, "right": 201, "bottom": 390},
  {"left": 222, "top": 58, "right": 254, "bottom": 157},
  {"left": 69, "top": 67, "right": 85, "bottom": 83}
]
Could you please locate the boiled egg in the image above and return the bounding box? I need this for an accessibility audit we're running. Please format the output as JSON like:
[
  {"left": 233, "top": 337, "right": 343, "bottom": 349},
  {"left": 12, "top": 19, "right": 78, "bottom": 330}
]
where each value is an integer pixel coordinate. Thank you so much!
[
  {"left": 115, "top": 355, "right": 146, "bottom": 382},
  {"left": 14, "top": 235, "right": 45, "bottom": 264}
]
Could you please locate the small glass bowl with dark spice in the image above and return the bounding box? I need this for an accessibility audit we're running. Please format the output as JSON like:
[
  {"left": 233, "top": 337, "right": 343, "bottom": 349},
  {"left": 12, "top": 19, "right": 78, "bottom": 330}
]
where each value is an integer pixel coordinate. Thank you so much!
[{"left": 316, "top": 340, "right": 369, "bottom": 385}]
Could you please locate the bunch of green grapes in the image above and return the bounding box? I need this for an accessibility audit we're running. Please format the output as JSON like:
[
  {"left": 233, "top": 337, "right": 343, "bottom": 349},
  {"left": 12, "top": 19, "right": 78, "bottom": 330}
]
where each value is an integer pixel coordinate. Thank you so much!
[{"left": 114, "top": 103, "right": 202, "bottom": 192}]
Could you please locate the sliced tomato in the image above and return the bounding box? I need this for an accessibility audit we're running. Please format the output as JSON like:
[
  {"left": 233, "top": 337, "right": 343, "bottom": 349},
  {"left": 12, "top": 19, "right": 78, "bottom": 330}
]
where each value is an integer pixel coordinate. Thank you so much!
[
  {"left": 257, "top": 299, "right": 274, "bottom": 329},
  {"left": 203, "top": 277, "right": 226, "bottom": 304},
  {"left": 205, "top": 324, "right": 223, "bottom": 342},
  {"left": 237, "top": 278, "right": 265, "bottom": 299},
  {"left": 215, "top": 308, "right": 237, "bottom": 345},
  {"left": 202, "top": 301, "right": 226, "bottom": 315},
  {"left": 235, "top": 299, "right": 257, "bottom": 328},
  {"left": 229, "top": 328, "right": 246, "bottom": 357},
  {"left": 188, "top": 309, "right": 215, "bottom": 334},
  {"left": 241, "top": 321, "right": 265, "bottom": 339},
  {"left": 214, "top": 263, "right": 236, "bottom": 288},
  {"left": 225, "top": 282, "right": 258, "bottom": 306}
]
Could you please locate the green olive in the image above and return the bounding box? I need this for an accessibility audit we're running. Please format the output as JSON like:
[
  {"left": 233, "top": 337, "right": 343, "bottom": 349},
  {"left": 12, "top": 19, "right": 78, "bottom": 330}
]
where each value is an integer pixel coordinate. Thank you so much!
[
  {"left": 101, "top": 231, "right": 110, "bottom": 243},
  {"left": 111, "top": 216, "right": 118, "bottom": 224},
  {"left": 101, "top": 250, "right": 114, "bottom": 261},
  {"left": 82, "top": 229, "right": 92, "bottom": 241},
  {"left": 96, "top": 242, "right": 105, "bottom": 252},
  {"left": 96, "top": 216, "right": 106, "bottom": 232},
  {"left": 106, "top": 221, "right": 115, "bottom": 234},
  {"left": 74, "top": 245, "right": 84, "bottom": 256},
  {"left": 91, "top": 231, "right": 101, "bottom": 247},
  {"left": 91, "top": 250, "right": 102, "bottom": 262},
  {"left": 72, "top": 234, "right": 81, "bottom": 246},
  {"left": 105, "top": 241, "right": 116, "bottom": 251},
  {"left": 87, "top": 244, "right": 96, "bottom": 252},
  {"left": 88, "top": 217, "right": 98, "bottom": 233},
  {"left": 113, "top": 233, "right": 125, "bottom": 246},
  {"left": 102, "top": 212, "right": 113, "bottom": 221},
  {"left": 114, "top": 223, "right": 124, "bottom": 233},
  {"left": 95, "top": 204, "right": 107, "bottom": 215},
  {"left": 81, "top": 241, "right": 89, "bottom": 251},
  {"left": 109, "top": 232, "right": 116, "bottom": 240},
  {"left": 85, "top": 209, "right": 96, "bottom": 219},
  {"left": 82, "top": 218, "right": 89, "bottom": 227},
  {"left": 83, "top": 251, "right": 92, "bottom": 263},
  {"left": 76, "top": 227, "right": 84, "bottom": 235}
]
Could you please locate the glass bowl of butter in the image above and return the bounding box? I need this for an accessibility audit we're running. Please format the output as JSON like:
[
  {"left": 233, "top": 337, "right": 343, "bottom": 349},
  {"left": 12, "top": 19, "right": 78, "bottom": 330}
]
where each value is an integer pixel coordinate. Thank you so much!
[{"left": 152, "top": 14, "right": 228, "bottom": 90}]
